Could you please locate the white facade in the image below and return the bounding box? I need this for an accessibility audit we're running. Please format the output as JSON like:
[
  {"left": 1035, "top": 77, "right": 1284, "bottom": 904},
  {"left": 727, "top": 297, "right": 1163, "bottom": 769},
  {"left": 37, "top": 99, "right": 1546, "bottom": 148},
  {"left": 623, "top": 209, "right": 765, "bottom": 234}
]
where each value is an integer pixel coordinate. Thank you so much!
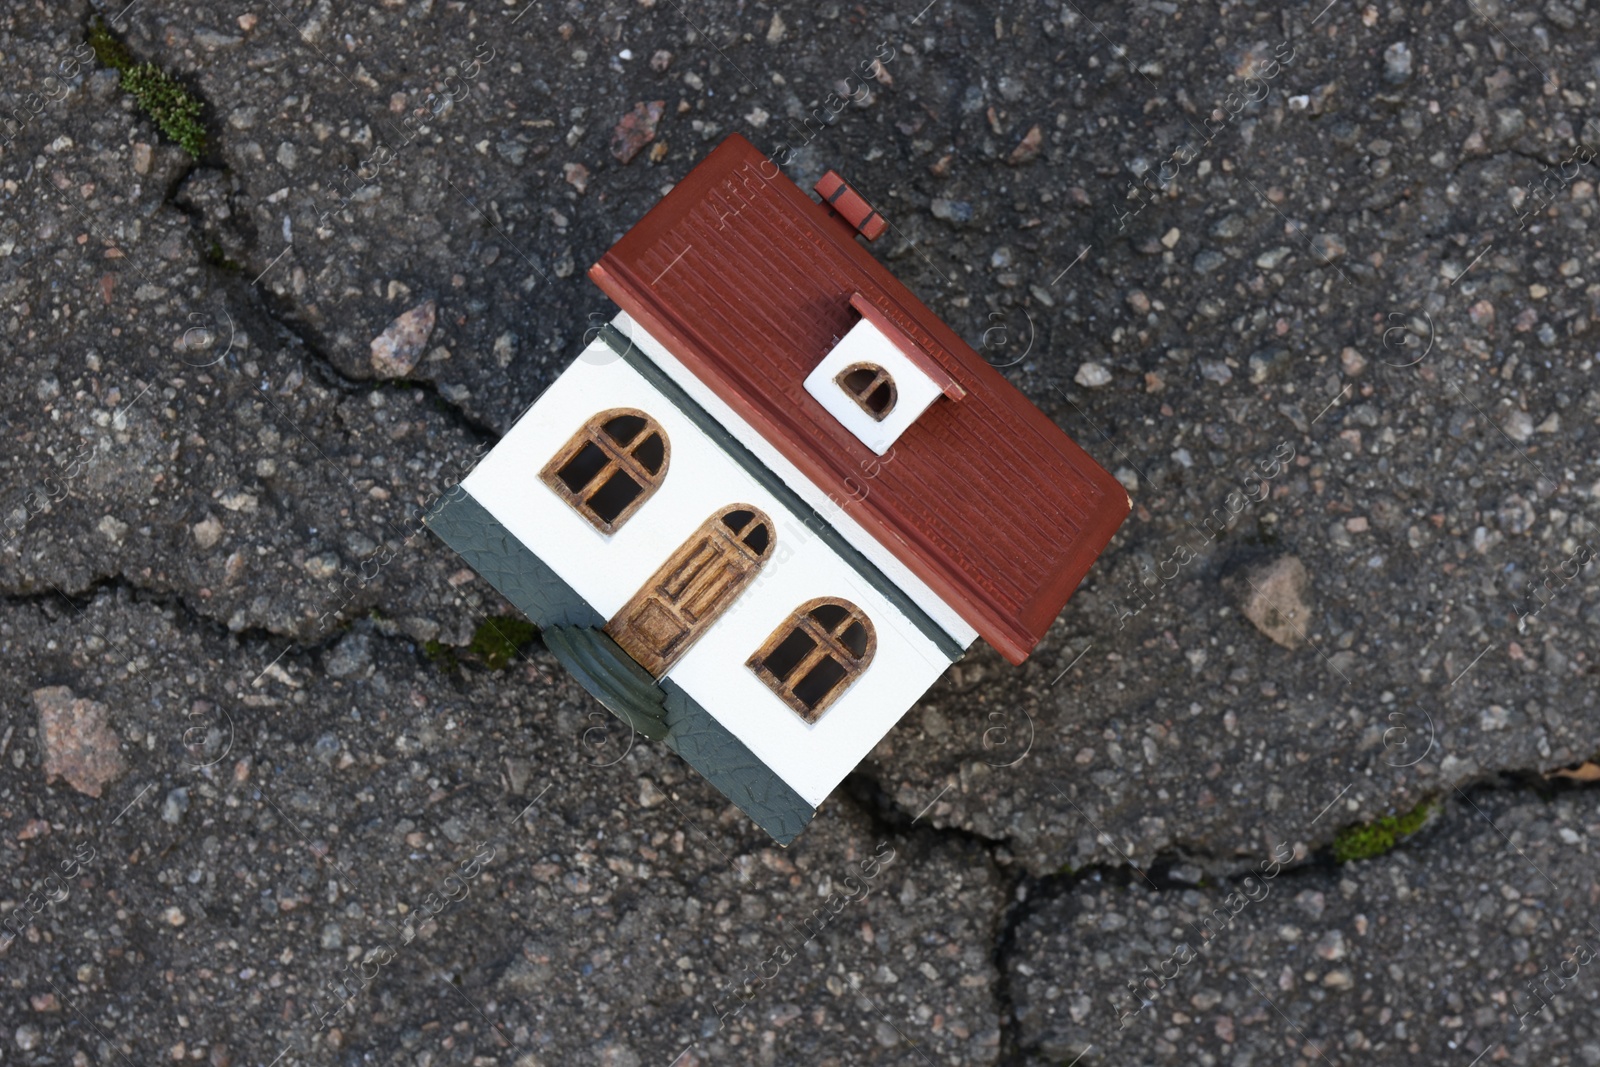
[{"left": 462, "top": 322, "right": 964, "bottom": 807}]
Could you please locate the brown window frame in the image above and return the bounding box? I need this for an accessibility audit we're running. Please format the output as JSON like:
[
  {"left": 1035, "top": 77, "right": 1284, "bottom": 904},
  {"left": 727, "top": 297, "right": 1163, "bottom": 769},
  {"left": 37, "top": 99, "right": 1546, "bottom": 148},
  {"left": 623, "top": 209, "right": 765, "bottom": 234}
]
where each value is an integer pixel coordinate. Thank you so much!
[
  {"left": 539, "top": 408, "right": 670, "bottom": 534},
  {"left": 834, "top": 362, "right": 897, "bottom": 421},
  {"left": 747, "top": 597, "right": 877, "bottom": 723}
]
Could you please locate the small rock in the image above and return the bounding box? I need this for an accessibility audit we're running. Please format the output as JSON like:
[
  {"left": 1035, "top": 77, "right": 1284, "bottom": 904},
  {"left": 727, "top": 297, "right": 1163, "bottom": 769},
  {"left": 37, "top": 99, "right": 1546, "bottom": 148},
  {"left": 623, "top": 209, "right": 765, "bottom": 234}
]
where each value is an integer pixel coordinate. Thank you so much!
[
  {"left": 1126, "top": 290, "right": 1151, "bottom": 314},
  {"left": 1160, "top": 227, "right": 1181, "bottom": 249},
  {"left": 194, "top": 28, "right": 243, "bottom": 50},
  {"left": 162, "top": 787, "right": 190, "bottom": 825},
  {"left": 1315, "top": 930, "right": 1348, "bottom": 960},
  {"left": 1322, "top": 969, "right": 1355, "bottom": 990},
  {"left": 1256, "top": 246, "right": 1292, "bottom": 270},
  {"left": 1494, "top": 108, "right": 1526, "bottom": 140},
  {"left": 1382, "top": 41, "right": 1412, "bottom": 83},
  {"left": 766, "top": 11, "right": 786, "bottom": 43},
  {"left": 1007, "top": 125, "right": 1043, "bottom": 165},
  {"left": 15, "top": 1025, "right": 42, "bottom": 1051},
  {"left": 563, "top": 162, "right": 590, "bottom": 193},
  {"left": 1231, "top": 556, "right": 1313, "bottom": 650},
  {"left": 1503, "top": 409, "right": 1534, "bottom": 443},
  {"left": 1311, "top": 233, "right": 1346, "bottom": 262},
  {"left": 1193, "top": 250, "right": 1226, "bottom": 274},
  {"left": 649, "top": 49, "right": 672, "bottom": 73},
  {"left": 34, "top": 687, "right": 126, "bottom": 798},
  {"left": 193, "top": 514, "right": 223, "bottom": 549},
  {"left": 314, "top": 733, "right": 341, "bottom": 763},
  {"left": 1200, "top": 360, "right": 1233, "bottom": 384},
  {"left": 97, "top": 515, "right": 129, "bottom": 543},
  {"left": 161, "top": 906, "right": 187, "bottom": 927},
  {"left": 326, "top": 633, "right": 373, "bottom": 679},
  {"left": 1074, "top": 362, "right": 1112, "bottom": 388},
  {"left": 930, "top": 198, "right": 974, "bottom": 223},
  {"left": 132, "top": 143, "right": 153, "bottom": 175},
  {"left": 1211, "top": 214, "right": 1246, "bottom": 240},
  {"left": 639, "top": 778, "right": 667, "bottom": 807},
  {"left": 369, "top": 300, "right": 437, "bottom": 378},
  {"left": 611, "top": 100, "right": 665, "bottom": 164},
  {"left": 1340, "top": 346, "right": 1367, "bottom": 376},
  {"left": 1248, "top": 347, "right": 1288, "bottom": 383}
]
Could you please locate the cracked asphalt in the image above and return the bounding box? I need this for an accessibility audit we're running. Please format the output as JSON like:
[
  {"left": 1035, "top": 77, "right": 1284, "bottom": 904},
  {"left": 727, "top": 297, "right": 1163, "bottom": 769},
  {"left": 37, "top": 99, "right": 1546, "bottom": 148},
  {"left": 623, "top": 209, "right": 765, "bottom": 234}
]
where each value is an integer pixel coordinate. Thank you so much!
[{"left": 3, "top": 0, "right": 1599, "bottom": 1064}]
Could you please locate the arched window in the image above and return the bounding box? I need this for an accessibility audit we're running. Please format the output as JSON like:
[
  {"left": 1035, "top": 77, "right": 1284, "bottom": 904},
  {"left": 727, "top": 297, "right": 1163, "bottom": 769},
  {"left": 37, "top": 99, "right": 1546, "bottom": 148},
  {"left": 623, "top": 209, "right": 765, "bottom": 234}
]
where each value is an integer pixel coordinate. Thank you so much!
[
  {"left": 747, "top": 598, "right": 876, "bottom": 722},
  {"left": 834, "top": 363, "right": 897, "bottom": 421},
  {"left": 540, "top": 408, "right": 669, "bottom": 533}
]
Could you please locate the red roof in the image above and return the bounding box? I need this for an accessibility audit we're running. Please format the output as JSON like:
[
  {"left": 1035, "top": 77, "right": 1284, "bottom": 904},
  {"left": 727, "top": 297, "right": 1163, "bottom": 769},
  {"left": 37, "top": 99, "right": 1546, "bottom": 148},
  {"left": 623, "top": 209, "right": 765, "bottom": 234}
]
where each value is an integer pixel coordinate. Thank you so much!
[{"left": 590, "top": 134, "right": 1129, "bottom": 664}]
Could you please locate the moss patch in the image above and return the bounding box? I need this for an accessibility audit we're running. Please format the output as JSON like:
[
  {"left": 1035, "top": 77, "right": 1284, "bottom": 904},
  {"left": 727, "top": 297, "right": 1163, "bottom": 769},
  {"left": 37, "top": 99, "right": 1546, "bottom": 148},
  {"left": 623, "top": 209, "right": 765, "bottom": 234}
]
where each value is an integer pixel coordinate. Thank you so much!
[
  {"left": 205, "top": 240, "right": 243, "bottom": 273},
  {"left": 1332, "top": 799, "right": 1437, "bottom": 863},
  {"left": 469, "top": 615, "right": 537, "bottom": 670},
  {"left": 88, "top": 17, "right": 207, "bottom": 158},
  {"left": 422, "top": 639, "right": 458, "bottom": 674},
  {"left": 87, "top": 15, "right": 135, "bottom": 70}
]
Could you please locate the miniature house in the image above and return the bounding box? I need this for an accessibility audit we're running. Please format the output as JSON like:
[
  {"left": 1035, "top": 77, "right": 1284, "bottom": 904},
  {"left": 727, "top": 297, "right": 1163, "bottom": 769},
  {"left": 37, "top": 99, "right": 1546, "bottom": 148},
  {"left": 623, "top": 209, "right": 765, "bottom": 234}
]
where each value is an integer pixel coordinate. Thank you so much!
[{"left": 427, "top": 134, "right": 1129, "bottom": 844}]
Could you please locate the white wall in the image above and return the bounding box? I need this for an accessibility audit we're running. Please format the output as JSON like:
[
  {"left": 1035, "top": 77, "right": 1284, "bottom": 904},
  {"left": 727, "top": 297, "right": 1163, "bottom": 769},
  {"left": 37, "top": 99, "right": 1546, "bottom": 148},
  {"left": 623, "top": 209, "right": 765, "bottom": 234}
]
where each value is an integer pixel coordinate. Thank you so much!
[{"left": 462, "top": 329, "right": 957, "bottom": 806}]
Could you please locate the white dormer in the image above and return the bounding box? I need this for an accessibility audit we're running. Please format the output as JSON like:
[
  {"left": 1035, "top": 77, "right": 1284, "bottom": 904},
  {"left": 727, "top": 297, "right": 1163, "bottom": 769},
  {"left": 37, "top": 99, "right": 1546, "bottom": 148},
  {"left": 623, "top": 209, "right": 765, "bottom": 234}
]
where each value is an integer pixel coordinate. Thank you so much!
[{"left": 804, "top": 296, "right": 962, "bottom": 455}]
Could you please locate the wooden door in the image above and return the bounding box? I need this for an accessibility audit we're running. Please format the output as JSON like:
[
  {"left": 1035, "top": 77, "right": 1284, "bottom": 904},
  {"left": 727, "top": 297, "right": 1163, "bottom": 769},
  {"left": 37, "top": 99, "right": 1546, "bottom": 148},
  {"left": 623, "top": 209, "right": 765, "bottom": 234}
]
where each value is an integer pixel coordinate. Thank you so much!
[{"left": 605, "top": 505, "right": 775, "bottom": 677}]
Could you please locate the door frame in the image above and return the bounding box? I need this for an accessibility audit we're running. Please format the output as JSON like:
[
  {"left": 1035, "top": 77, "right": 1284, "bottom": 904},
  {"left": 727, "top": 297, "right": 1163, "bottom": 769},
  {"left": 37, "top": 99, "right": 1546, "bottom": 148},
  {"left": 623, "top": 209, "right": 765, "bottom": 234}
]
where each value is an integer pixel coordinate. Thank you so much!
[{"left": 604, "top": 504, "right": 775, "bottom": 677}]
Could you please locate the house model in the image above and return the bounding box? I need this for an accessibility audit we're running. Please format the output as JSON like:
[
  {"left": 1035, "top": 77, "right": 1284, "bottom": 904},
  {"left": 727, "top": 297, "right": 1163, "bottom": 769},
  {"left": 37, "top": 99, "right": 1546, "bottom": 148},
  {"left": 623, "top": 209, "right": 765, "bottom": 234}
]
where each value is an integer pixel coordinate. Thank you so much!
[{"left": 427, "top": 134, "right": 1130, "bottom": 844}]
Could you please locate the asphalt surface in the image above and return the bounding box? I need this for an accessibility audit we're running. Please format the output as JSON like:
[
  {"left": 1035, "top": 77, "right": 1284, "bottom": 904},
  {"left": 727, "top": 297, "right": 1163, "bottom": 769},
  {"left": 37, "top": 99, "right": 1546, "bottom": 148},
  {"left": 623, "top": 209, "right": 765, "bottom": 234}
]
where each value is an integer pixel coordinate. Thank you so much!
[{"left": 2, "top": 0, "right": 1598, "bottom": 1064}]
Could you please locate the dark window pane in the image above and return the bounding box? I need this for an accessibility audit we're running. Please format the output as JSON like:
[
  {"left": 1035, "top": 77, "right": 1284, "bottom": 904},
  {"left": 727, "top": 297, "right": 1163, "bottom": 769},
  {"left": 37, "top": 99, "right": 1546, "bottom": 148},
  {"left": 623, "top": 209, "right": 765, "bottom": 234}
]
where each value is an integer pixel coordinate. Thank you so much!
[
  {"left": 841, "top": 367, "right": 877, "bottom": 396},
  {"left": 743, "top": 522, "right": 770, "bottom": 556},
  {"left": 722, "top": 509, "right": 754, "bottom": 533},
  {"left": 587, "top": 471, "right": 643, "bottom": 524},
  {"left": 557, "top": 442, "right": 609, "bottom": 493},
  {"left": 602, "top": 413, "right": 647, "bottom": 445},
  {"left": 866, "top": 382, "right": 894, "bottom": 416},
  {"left": 810, "top": 603, "right": 849, "bottom": 631},
  {"left": 762, "top": 628, "right": 816, "bottom": 682},
  {"left": 793, "top": 656, "right": 849, "bottom": 710},
  {"left": 633, "top": 432, "right": 665, "bottom": 474},
  {"left": 840, "top": 621, "right": 869, "bottom": 658}
]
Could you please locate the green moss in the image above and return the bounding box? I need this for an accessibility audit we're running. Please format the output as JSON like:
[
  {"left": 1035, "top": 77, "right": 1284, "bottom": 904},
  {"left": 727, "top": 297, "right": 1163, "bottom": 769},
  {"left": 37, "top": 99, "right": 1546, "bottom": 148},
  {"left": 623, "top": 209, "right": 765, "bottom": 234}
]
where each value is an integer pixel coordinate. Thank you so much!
[
  {"left": 205, "top": 240, "right": 243, "bottom": 273},
  {"left": 1332, "top": 799, "right": 1437, "bottom": 863},
  {"left": 422, "top": 639, "right": 458, "bottom": 673},
  {"left": 87, "top": 17, "right": 207, "bottom": 158},
  {"left": 120, "top": 62, "right": 207, "bottom": 157},
  {"left": 469, "top": 615, "right": 537, "bottom": 670},
  {"left": 87, "top": 15, "right": 135, "bottom": 71}
]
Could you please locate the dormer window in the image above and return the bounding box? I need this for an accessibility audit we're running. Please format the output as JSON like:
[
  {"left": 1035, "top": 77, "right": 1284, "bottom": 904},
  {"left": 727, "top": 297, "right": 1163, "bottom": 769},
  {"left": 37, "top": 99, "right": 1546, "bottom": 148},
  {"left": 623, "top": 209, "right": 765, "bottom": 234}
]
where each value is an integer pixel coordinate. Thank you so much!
[
  {"left": 804, "top": 296, "right": 963, "bottom": 455},
  {"left": 835, "top": 363, "right": 897, "bottom": 421}
]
